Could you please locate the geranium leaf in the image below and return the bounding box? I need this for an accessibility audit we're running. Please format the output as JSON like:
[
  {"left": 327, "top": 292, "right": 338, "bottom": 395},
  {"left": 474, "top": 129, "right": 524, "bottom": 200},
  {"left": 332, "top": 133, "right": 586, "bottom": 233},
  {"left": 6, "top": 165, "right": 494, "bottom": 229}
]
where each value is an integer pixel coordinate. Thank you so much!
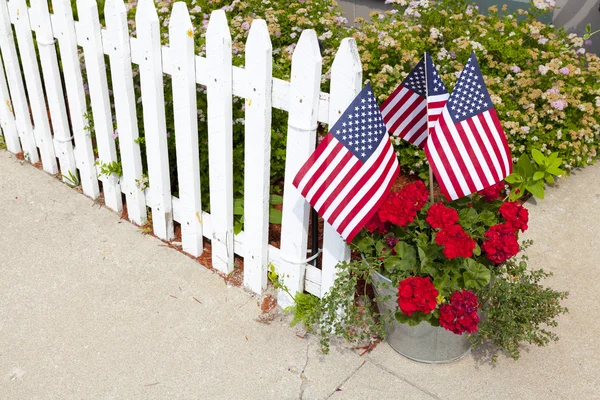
[{"left": 477, "top": 210, "right": 497, "bottom": 227}]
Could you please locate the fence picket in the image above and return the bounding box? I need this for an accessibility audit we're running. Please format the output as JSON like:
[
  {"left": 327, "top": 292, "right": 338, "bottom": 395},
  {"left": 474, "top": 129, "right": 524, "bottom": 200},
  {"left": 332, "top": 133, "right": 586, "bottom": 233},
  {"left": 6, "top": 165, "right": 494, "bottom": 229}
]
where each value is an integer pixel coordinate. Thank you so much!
[
  {"left": 0, "top": 0, "right": 38, "bottom": 164},
  {"left": 77, "top": 0, "right": 122, "bottom": 212},
  {"left": 105, "top": 0, "right": 147, "bottom": 226},
  {"left": 52, "top": 0, "right": 99, "bottom": 199},
  {"left": 136, "top": 0, "right": 173, "bottom": 240},
  {"left": 243, "top": 19, "right": 272, "bottom": 293},
  {"left": 206, "top": 10, "right": 234, "bottom": 273},
  {"left": 278, "top": 30, "right": 322, "bottom": 306},
  {"left": 0, "top": 53, "right": 20, "bottom": 154},
  {"left": 31, "top": 0, "right": 77, "bottom": 182},
  {"left": 320, "top": 38, "right": 362, "bottom": 296},
  {"left": 9, "top": 0, "right": 57, "bottom": 173},
  {"left": 169, "top": 3, "right": 202, "bottom": 256}
]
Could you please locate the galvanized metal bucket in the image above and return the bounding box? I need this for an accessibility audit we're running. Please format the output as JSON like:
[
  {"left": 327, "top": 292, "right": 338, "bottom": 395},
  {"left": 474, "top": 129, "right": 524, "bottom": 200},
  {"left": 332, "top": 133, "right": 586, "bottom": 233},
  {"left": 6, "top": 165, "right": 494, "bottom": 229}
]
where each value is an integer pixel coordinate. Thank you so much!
[{"left": 371, "top": 270, "right": 471, "bottom": 364}]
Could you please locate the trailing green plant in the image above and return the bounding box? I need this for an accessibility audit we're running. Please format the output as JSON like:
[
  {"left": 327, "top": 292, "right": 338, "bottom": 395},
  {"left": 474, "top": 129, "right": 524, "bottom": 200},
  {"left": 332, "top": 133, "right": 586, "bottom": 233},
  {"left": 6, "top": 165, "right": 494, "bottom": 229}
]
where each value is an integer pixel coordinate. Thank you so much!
[
  {"left": 269, "top": 264, "right": 385, "bottom": 354},
  {"left": 505, "top": 150, "right": 564, "bottom": 200},
  {"left": 0, "top": 133, "right": 6, "bottom": 150},
  {"left": 96, "top": 160, "right": 123, "bottom": 178},
  {"left": 471, "top": 241, "right": 569, "bottom": 362},
  {"left": 62, "top": 170, "right": 80, "bottom": 187}
]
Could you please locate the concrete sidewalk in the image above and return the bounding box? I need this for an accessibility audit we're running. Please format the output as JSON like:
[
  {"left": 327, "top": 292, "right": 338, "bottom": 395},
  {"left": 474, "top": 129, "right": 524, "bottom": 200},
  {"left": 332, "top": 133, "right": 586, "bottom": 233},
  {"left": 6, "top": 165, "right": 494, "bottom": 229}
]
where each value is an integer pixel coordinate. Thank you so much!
[{"left": 1, "top": 149, "right": 599, "bottom": 399}]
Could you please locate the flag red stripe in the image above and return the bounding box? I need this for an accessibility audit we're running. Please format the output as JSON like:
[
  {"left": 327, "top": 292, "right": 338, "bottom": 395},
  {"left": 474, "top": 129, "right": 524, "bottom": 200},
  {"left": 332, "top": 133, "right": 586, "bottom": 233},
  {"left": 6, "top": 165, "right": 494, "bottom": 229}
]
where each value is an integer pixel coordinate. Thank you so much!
[
  {"left": 467, "top": 117, "right": 501, "bottom": 183},
  {"left": 380, "top": 83, "right": 405, "bottom": 110},
  {"left": 387, "top": 98, "right": 425, "bottom": 135},
  {"left": 334, "top": 146, "right": 397, "bottom": 233},
  {"left": 324, "top": 140, "right": 392, "bottom": 223},
  {"left": 292, "top": 133, "right": 334, "bottom": 188},
  {"left": 426, "top": 124, "right": 461, "bottom": 200},
  {"left": 344, "top": 161, "right": 400, "bottom": 242},
  {"left": 298, "top": 141, "right": 345, "bottom": 198},
  {"left": 454, "top": 120, "right": 491, "bottom": 188},
  {"left": 437, "top": 114, "right": 478, "bottom": 196},
  {"left": 381, "top": 89, "right": 420, "bottom": 125},
  {"left": 488, "top": 108, "right": 512, "bottom": 175},
  {"left": 308, "top": 151, "right": 355, "bottom": 206}
]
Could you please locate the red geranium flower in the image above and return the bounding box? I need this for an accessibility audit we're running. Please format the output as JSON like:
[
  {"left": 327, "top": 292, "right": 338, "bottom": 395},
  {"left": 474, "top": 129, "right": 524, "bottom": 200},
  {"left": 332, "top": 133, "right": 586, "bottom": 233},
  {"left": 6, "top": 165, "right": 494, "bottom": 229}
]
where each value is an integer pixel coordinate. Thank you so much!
[
  {"left": 439, "top": 290, "right": 481, "bottom": 335},
  {"left": 397, "top": 276, "right": 438, "bottom": 317},
  {"left": 499, "top": 202, "right": 529, "bottom": 232},
  {"left": 478, "top": 181, "right": 505, "bottom": 202},
  {"left": 365, "top": 211, "right": 388, "bottom": 234},
  {"left": 426, "top": 203, "right": 459, "bottom": 229},
  {"left": 400, "top": 180, "right": 429, "bottom": 211},
  {"left": 435, "top": 225, "right": 476, "bottom": 259},
  {"left": 482, "top": 222, "right": 520, "bottom": 264}
]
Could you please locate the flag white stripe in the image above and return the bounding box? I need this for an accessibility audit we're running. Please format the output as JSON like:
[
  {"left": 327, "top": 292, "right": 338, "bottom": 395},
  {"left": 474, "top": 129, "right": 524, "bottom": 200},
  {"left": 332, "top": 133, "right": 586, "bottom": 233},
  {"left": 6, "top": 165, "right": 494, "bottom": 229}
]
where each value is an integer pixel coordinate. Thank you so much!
[
  {"left": 483, "top": 111, "right": 511, "bottom": 175},
  {"left": 321, "top": 137, "right": 388, "bottom": 220},
  {"left": 472, "top": 115, "right": 503, "bottom": 180},
  {"left": 305, "top": 145, "right": 350, "bottom": 203},
  {"left": 296, "top": 138, "right": 339, "bottom": 193},
  {"left": 446, "top": 115, "right": 484, "bottom": 191},
  {"left": 435, "top": 111, "right": 471, "bottom": 195},
  {"left": 342, "top": 156, "right": 398, "bottom": 238},
  {"left": 426, "top": 137, "right": 458, "bottom": 199},
  {"left": 332, "top": 143, "right": 395, "bottom": 228},
  {"left": 429, "top": 93, "right": 449, "bottom": 103},
  {"left": 381, "top": 86, "right": 411, "bottom": 117},
  {"left": 460, "top": 120, "right": 495, "bottom": 187},
  {"left": 314, "top": 156, "right": 359, "bottom": 212},
  {"left": 413, "top": 130, "right": 429, "bottom": 147}
]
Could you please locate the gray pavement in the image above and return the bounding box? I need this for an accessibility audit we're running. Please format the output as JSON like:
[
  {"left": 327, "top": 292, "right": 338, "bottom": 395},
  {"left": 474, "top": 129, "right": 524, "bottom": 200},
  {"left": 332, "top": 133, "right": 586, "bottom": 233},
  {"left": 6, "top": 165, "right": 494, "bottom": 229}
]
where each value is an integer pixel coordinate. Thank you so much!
[{"left": 1, "top": 148, "right": 599, "bottom": 399}]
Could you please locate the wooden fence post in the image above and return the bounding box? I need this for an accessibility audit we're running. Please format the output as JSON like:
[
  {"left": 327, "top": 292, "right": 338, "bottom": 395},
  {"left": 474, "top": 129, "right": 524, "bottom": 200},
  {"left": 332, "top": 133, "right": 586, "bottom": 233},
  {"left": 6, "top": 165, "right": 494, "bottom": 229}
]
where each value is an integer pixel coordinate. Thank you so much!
[
  {"left": 320, "top": 38, "right": 362, "bottom": 296},
  {"left": 206, "top": 10, "right": 234, "bottom": 273},
  {"left": 278, "top": 30, "right": 322, "bottom": 306},
  {"left": 0, "top": 0, "right": 39, "bottom": 165},
  {"left": 52, "top": 0, "right": 99, "bottom": 199},
  {"left": 243, "top": 19, "right": 272, "bottom": 293},
  {"left": 136, "top": 0, "right": 174, "bottom": 240},
  {"left": 0, "top": 53, "right": 20, "bottom": 154},
  {"left": 105, "top": 0, "right": 148, "bottom": 226},
  {"left": 31, "top": 0, "right": 77, "bottom": 182},
  {"left": 77, "top": 0, "right": 123, "bottom": 213},
  {"left": 169, "top": 2, "right": 203, "bottom": 256}
]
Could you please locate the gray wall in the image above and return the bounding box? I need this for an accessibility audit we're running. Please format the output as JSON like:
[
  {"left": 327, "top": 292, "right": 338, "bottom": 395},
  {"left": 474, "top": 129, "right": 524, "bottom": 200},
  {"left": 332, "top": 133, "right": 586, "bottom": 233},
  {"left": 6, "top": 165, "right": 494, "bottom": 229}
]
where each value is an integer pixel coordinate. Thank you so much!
[{"left": 338, "top": 0, "right": 600, "bottom": 54}]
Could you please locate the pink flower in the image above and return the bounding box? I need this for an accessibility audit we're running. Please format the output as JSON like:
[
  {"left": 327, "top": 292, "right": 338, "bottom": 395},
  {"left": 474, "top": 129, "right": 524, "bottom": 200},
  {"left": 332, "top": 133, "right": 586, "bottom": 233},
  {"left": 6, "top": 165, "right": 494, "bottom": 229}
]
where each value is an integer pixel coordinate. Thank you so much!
[
  {"left": 551, "top": 100, "right": 568, "bottom": 110},
  {"left": 241, "top": 21, "right": 250, "bottom": 31},
  {"left": 509, "top": 65, "right": 521, "bottom": 73},
  {"left": 559, "top": 67, "right": 570, "bottom": 75}
]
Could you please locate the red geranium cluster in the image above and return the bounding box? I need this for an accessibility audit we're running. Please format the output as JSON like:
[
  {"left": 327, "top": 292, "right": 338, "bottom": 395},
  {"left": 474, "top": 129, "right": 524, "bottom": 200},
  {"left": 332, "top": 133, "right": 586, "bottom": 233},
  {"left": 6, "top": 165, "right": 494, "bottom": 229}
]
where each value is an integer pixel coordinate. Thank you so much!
[
  {"left": 365, "top": 211, "right": 388, "bottom": 234},
  {"left": 426, "top": 203, "right": 459, "bottom": 229},
  {"left": 482, "top": 222, "right": 520, "bottom": 264},
  {"left": 478, "top": 181, "right": 505, "bottom": 202},
  {"left": 499, "top": 202, "right": 529, "bottom": 232},
  {"left": 397, "top": 276, "right": 438, "bottom": 316},
  {"left": 439, "top": 290, "right": 480, "bottom": 335},
  {"left": 435, "top": 225, "right": 476, "bottom": 259},
  {"left": 377, "top": 181, "right": 429, "bottom": 228}
]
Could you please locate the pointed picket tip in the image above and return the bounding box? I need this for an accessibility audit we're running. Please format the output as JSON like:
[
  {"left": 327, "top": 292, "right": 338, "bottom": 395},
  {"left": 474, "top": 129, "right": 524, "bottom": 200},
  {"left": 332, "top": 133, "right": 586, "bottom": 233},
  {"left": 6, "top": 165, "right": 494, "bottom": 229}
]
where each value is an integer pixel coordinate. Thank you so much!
[
  {"left": 207, "top": 9, "right": 230, "bottom": 38},
  {"left": 293, "top": 29, "right": 322, "bottom": 64},
  {"left": 332, "top": 38, "right": 361, "bottom": 74},
  {"left": 169, "top": 2, "right": 192, "bottom": 36},
  {"left": 104, "top": 0, "right": 127, "bottom": 19},
  {"left": 246, "top": 19, "right": 271, "bottom": 51},
  {"left": 136, "top": 0, "right": 159, "bottom": 23}
]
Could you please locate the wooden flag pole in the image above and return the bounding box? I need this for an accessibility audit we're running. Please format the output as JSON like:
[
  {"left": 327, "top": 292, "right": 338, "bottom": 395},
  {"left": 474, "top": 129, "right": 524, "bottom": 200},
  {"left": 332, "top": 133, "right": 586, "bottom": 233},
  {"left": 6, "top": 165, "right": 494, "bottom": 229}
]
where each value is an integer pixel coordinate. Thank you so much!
[{"left": 424, "top": 52, "right": 435, "bottom": 204}]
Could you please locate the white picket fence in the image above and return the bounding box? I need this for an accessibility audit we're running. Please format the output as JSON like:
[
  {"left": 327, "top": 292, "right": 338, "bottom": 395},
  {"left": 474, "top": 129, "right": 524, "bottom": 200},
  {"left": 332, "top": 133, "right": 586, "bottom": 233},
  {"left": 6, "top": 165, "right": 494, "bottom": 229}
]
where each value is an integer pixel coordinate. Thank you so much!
[{"left": 0, "top": 0, "right": 362, "bottom": 304}]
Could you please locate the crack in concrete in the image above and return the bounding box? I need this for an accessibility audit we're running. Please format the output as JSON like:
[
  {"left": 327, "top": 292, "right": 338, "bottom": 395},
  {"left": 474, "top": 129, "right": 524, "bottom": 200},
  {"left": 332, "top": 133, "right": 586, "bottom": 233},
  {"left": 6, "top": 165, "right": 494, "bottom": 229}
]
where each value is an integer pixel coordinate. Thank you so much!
[
  {"left": 324, "top": 360, "right": 366, "bottom": 399},
  {"left": 298, "top": 342, "right": 311, "bottom": 400},
  {"left": 367, "top": 359, "right": 442, "bottom": 400}
]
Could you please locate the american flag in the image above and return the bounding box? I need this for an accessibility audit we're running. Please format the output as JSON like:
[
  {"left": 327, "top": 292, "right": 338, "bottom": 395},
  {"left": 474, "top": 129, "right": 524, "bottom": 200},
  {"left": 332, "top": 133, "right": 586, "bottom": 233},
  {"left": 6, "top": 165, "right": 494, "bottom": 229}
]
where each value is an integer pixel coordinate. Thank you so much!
[
  {"left": 425, "top": 51, "right": 512, "bottom": 201},
  {"left": 380, "top": 53, "right": 449, "bottom": 148},
  {"left": 293, "top": 84, "right": 400, "bottom": 242}
]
